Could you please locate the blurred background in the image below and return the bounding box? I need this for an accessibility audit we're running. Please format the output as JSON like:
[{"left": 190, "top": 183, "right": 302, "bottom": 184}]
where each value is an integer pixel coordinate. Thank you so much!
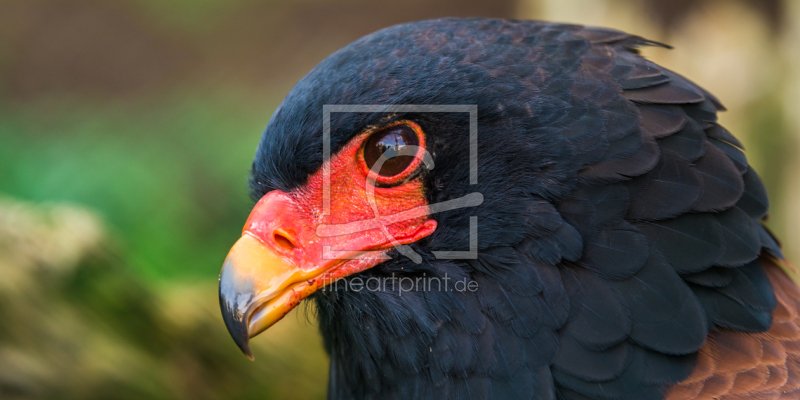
[{"left": 0, "top": 0, "right": 797, "bottom": 398}]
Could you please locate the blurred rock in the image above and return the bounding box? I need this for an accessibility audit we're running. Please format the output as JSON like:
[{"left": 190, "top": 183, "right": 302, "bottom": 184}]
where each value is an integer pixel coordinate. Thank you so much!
[{"left": 0, "top": 197, "right": 327, "bottom": 400}]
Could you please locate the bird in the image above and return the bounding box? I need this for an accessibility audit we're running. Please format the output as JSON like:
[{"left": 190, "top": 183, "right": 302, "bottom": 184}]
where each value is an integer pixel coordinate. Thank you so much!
[{"left": 218, "top": 18, "right": 799, "bottom": 400}]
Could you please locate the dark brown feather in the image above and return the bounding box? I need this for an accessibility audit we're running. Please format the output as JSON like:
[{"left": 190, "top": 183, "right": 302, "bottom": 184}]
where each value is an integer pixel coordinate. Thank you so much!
[{"left": 665, "top": 257, "right": 800, "bottom": 399}]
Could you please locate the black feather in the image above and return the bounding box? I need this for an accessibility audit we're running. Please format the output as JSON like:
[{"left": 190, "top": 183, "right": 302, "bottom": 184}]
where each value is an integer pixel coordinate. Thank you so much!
[
  {"left": 689, "top": 259, "right": 776, "bottom": 332},
  {"left": 489, "top": 327, "right": 526, "bottom": 380},
  {"left": 597, "top": 129, "right": 644, "bottom": 164},
  {"left": 638, "top": 104, "right": 688, "bottom": 139},
  {"left": 657, "top": 118, "right": 707, "bottom": 162},
  {"left": 736, "top": 169, "right": 770, "bottom": 220},
  {"left": 758, "top": 224, "right": 784, "bottom": 259},
  {"left": 682, "top": 267, "right": 734, "bottom": 288},
  {"left": 451, "top": 291, "right": 487, "bottom": 335},
  {"left": 557, "top": 197, "right": 597, "bottom": 239},
  {"left": 561, "top": 268, "right": 632, "bottom": 350},
  {"left": 387, "top": 331, "right": 426, "bottom": 373},
  {"left": 580, "top": 222, "right": 649, "bottom": 279},
  {"left": 709, "top": 138, "right": 748, "bottom": 174},
  {"left": 523, "top": 328, "right": 560, "bottom": 369},
  {"left": 519, "top": 222, "right": 584, "bottom": 264},
  {"left": 627, "top": 295, "right": 708, "bottom": 355},
  {"left": 509, "top": 294, "right": 544, "bottom": 338},
  {"left": 716, "top": 260, "right": 777, "bottom": 314},
  {"left": 446, "top": 329, "right": 476, "bottom": 377},
  {"left": 476, "top": 276, "right": 525, "bottom": 324},
  {"left": 535, "top": 263, "right": 571, "bottom": 329},
  {"left": 627, "top": 149, "right": 702, "bottom": 220},
  {"left": 706, "top": 124, "right": 744, "bottom": 149},
  {"left": 634, "top": 347, "right": 697, "bottom": 385},
  {"left": 635, "top": 214, "right": 725, "bottom": 274},
  {"left": 692, "top": 142, "right": 745, "bottom": 212},
  {"left": 535, "top": 368, "right": 557, "bottom": 400},
  {"left": 692, "top": 285, "right": 772, "bottom": 332},
  {"left": 623, "top": 74, "right": 705, "bottom": 104},
  {"left": 579, "top": 27, "right": 630, "bottom": 44},
  {"left": 474, "top": 323, "right": 499, "bottom": 377},
  {"left": 490, "top": 367, "right": 538, "bottom": 400},
  {"left": 683, "top": 100, "right": 718, "bottom": 127},
  {"left": 579, "top": 134, "right": 660, "bottom": 182},
  {"left": 714, "top": 207, "right": 761, "bottom": 267},
  {"left": 553, "top": 337, "right": 632, "bottom": 382},
  {"left": 619, "top": 62, "right": 671, "bottom": 90},
  {"left": 474, "top": 248, "right": 544, "bottom": 296},
  {"left": 580, "top": 184, "right": 630, "bottom": 228},
  {"left": 553, "top": 346, "right": 695, "bottom": 399},
  {"left": 615, "top": 253, "right": 708, "bottom": 354},
  {"left": 523, "top": 199, "right": 569, "bottom": 236},
  {"left": 598, "top": 105, "right": 640, "bottom": 141}
]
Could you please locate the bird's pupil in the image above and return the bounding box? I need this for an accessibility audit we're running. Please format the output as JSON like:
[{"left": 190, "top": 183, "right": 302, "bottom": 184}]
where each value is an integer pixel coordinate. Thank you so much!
[{"left": 364, "top": 125, "right": 420, "bottom": 177}]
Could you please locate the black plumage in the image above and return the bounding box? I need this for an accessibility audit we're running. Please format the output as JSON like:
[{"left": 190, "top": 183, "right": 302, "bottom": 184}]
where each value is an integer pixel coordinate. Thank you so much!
[
  {"left": 248, "top": 18, "right": 780, "bottom": 400},
  {"left": 626, "top": 148, "right": 703, "bottom": 220},
  {"left": 639, "top": 105, "right": 689, "bottom": 139},
  {"left": 658, "top": 119, "right": 707, "bottom": 162},
  {"left": 693, "top": 143, "right": 745, "bottom": 212}
]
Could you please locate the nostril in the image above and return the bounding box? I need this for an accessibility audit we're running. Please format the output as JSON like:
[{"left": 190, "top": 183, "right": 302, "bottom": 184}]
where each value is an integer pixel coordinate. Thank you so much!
[{"left": 273, "top": 231, "right": 296, "bottom": 252}]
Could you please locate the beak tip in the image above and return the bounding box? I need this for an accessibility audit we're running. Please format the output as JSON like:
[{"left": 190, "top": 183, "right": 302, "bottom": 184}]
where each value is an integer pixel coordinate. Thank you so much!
[
  {"left": 219, "top": 282, "right": 255, "bottom": 361},
  {"left": 221, "top": 306, "right": 256, "bottom": 360},
  {"left": 232, "top": 325, "right": 254, "bottom": 360},
  {"left": 238, "top": 338, "right": 255, "bottom": 360}
]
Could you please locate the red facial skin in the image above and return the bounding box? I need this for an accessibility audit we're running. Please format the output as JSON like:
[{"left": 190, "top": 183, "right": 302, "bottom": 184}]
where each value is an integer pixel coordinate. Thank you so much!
[{"left": 242, "top": 121, "right": 438, "bottom": 301}]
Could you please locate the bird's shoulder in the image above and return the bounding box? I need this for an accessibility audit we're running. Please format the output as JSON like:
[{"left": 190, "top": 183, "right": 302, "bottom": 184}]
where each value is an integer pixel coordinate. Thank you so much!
[{"left": 666, "top": 256, "right": 800, "bottom": 399}]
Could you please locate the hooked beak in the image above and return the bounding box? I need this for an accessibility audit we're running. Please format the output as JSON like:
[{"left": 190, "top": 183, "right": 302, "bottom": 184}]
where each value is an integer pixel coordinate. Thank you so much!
[
  {"left": 219, "top": 233, "right": 318, "bottom": 359},
  {"left": 218, "top": 190, "right": 437, "bottom": 359}
]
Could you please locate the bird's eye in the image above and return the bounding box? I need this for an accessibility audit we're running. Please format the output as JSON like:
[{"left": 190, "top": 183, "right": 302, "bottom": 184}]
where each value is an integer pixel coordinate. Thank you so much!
[{"left": 363, "top": 123, "right": 421, "bottom": 178}]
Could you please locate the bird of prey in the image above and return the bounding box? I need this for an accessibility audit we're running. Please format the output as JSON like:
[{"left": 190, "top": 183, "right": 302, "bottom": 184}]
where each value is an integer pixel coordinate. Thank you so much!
[{"left": 219, "top": 18, "right": 799, "bottom": 400}]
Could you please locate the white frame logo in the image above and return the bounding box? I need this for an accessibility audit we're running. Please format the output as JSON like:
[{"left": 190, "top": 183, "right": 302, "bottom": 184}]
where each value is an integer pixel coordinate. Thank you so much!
[{"left": 317, "top": 104, "right": 482, "bottom": 263}]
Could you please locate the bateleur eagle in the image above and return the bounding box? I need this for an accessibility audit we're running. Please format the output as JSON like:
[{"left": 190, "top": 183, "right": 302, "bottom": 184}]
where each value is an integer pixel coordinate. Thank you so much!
[{"left": 218, "top": 18, "right": 799, "bottom": 400}]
